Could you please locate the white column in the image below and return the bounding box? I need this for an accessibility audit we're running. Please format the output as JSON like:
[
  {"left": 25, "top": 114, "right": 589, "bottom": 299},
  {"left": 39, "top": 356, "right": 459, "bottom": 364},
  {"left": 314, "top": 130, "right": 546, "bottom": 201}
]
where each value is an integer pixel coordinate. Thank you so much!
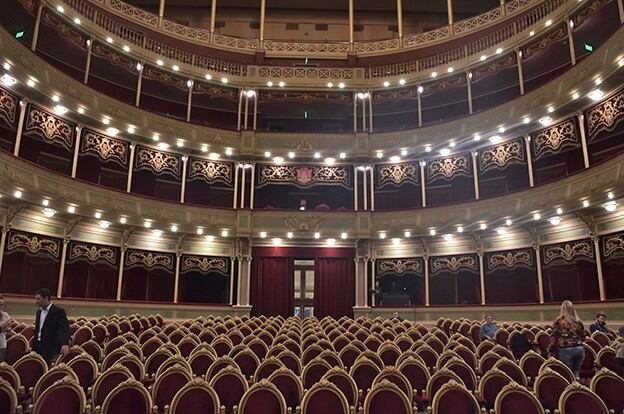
[
  {"left": 353, "top": 94, "right": 358, "bottom": 132},
  {"left": 417, "top": 93, "right": 423, "bottom": 127},
  {"left": 240, "top": 166, "right": 246, "bottom": 209},
  {"left": 471, "top": 151, "right": 480, "bottom": 200},
  {"left": 244, "top": 94, "right": 249, "bottom": 130},
  {"left": 362, "top": 96, "right": 367, "bottom": 131},
  {"left": 14, "top": 101, "right": 28, "bottom": 157},
  {"left": 364, "top": 259, "right": 369, "bottom": 307},
  {"left": 348, "top": 0, "right": 354, "bottom": 48},
  {"left": 567, "top": 19, "right": 576, "bottom": 66},
  {"left": 237, "top": 90, "right": 244, "bottom": 131},
  {"left": 592, "top": 235, "right": 606, "bottom": 301},
  {"left": 371, "top": 259, "right": 376, "bottom": 306},
  {"left": 126, "top": 144, "right": 136, "bottom": 193},
  {"left": 0, "top": 229, "right": 7, "bottom": 279},
  {"left": 173, "top": 252, "right": 181, "bottom": 303},
  {"left": 180, "top": 156, "right": 188, "bottom": 203},
  {"left": 186, "top": 81, "right": 193, "bottom": 122},
  {"left": 31, "top": 4, "right": 44, "bottom": 52},
  {"left": 116, "top": 248, "right": 126, "bottom": 300},
  {"left": 259, "top": 0, "right": 266, "bottom": 48},
  {"left": 210, "top": 0, "right": 218, "bottom": 40},
  {"left": 368, "top": 94, "right": 373, "bottom": 133},
  {"left": 534, "top": 244, "right": 544, "bottom": 304},
  {"left": 369, "top": 166, "right": 375, "bottom": 211},
  {"left": 466, "top": 72, "right": 473, "bottom": 114},
  {"left": 229, "top": 257, "right": 235, "bottom": 305},
  {"left": 500, "top": 0, "right": 506, "bottom": 15},
  {"left": 237, "top": 257, "right": 251, "bottom": 306},
  {"left": 354, "top": 165, "right": 359, "bottom": 211},
  {"left": 158, "top": 0, "right": 166, "bottom": 27},
  {"left": 363, "top": 167, "right": 368, "bottom": 210},
  {"left": 253, "top": 93, "right": 258, "bottom": 130},
  {"left": 618, "top": 0, "right": 624, "bottom": 23},
  {"left": 478, "top": 251, "right": 486, "bottom": 305},
  {"left": 396, "top": 0, "right": 403, "bottom": 45},
  {"left": 420, "top": 162, "right": 427, "bottom": 207},
  {"left": 233, "top": 164, "right": 240, "bottom": 209},
  {"left": 424, "top": 255, "right": 430, "bottom": 306},
  {"left": 135, "top": 65, "right": 144, "bottom": 107},
  {"left": 56, "top": 238, "right": 70, "bottom": 298},
  {"left": 524, "top": 136, "right": 534, "bottom": 187},
  {"left": 517, "top": 49, "right": 525, "bottom": 95},
  {"left": 578, "top": 114, "right": 590, "bottom": 168},
  {"left": 83, "top": 38, "right": 93, "bottom": 84},
  {"left": 447, "top": 0, "right": 454, "bottom": 34},
  {"left": 71, "top": 126, "right": 82, "bottom": 178},
  {"left": 250, "top": 162, "right": 256, "bottom": 209}
]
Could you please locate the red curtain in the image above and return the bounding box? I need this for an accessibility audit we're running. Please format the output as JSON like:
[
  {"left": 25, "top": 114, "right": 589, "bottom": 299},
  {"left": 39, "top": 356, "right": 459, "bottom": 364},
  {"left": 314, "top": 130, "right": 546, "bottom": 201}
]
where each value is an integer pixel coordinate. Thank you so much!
[
  {"left": 250, "top": 257, "right": 294, "bottom": 317},
  {"left": 314, "top": 258, "right": 355, "bottom": 319}
]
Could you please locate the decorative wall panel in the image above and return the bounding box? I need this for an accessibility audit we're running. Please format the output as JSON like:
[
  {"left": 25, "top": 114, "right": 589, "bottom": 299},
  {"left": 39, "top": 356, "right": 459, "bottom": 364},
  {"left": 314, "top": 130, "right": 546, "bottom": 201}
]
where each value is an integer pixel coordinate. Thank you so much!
[
  {"left": 430, "top": 255, "right": 478, "bottom": 274},
  {"left": 377, "top": 163, "right": 419, "bottom": 187},
  {"left": 142, "top": 66, "right": 187, "bottom": 90},
  {"left": 91, "top": 42, "right": 136, "bottom": 72},
  {"left": 479, "top": 139, "right": 525, "bottom": 173},
  {"left": 81, "top": 129, "right": 129, "bottom": 167},
  {"left": 522, "top": 25, "right": 568, "bottom": 59},
  {"left": 135, "top": 146, "right": 181, "bottom": 177},
  {"left": 0, "top": 86, "right": 17, "bottom": 127},
  {"left": 486, "top": 249, "right": 533, "bottom": 271},
  {"left": 180, "top": 255, "right": 229, "bottom": 276},
  {"left": 67, "top": 242, "right": 117, "bottom": 266},
  {"left": 542, "top": 239, "right": 594, "bottom": 267},
  {"left": 472, "top": 54, "right": 516, "bottom": 82},
  {"left": 125, "top": 249, "right": 174, "bottom": 271},
  {"left": 257, "top": 165, "right": 352, "bottom": 188},
  {"left": 193, "top": 82, "right": 238, "bottom": 100},
  {"left": 586, "top": 88, "right": 624, "bottom": 139},
  {"left": 24, "top": 105, "right": 74, "bottom": 150},
  {"left": 259, "top": 90, "right": 350, "bottom": 104},
  {"left": 427, "top": 154, "right": 471, "bottom": 182},
  {"left": 602, "top": 232, "right": 624, "bottom": 261},
  {"left": 42, "top": 9, "right": 87, "bottom": 49},
  {"left": 187, "top": 158, "right": 233, "bottom": 186},
  {"left": 532, "top": 118, "right": 580, "bottom": 160},
  {"left": 6, "top": 230, "right": 60, "bottom": 259},
  {"left": 376, "top": 258, "right": 423, "bottom": 276}
]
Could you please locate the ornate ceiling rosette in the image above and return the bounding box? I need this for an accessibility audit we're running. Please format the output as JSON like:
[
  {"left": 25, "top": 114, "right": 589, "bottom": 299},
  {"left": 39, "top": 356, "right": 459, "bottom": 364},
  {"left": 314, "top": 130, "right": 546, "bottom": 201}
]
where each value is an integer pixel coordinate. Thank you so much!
[
  {"left": 135, "top": 146, "right": 181, "bottom": 177},
  {"left": 542, "top": 239, "right": 594, "bottom": 267},
  {"left": 125, "top": 249, "right": 174, "bottom": 271},
  {"left": 478, "top": 139, "right": 525, "bottom": 173},
  {"left": 430, "top": 255, "right": 478, "bottom": 274},
  {"left": 521, "top": 25, "right": 567, "bottom": 59},
  {"left": 256, "top": 165, "right": 352, "bottom": 188},
  {"left": 81, "top": 129, "right": 129, "bottom": 167},
  {"left": 187, "top": 158, "right": 233, "bottom": 186},
  {"left": 68, "top": 242, "right": 117, "bottom": 266},
  {"left": 586, "top": 88, "right": 624, "bottom": 140},
  {"left": 6, "top": 230, "right": 60, "bottom": 259},
  {"left": 486, "top": 249, "right": 534, "bottom": 272},
  {"left": 0, "top": 86, "right": 17, "bottom": 128},
  {"left": 531, "top": 118, "right": 580, "bottom": 160},
  {"left": 24, "top": 105, "right": 75, "bottom": 151},
  {"left": 377, "top": 162, "right": 419, "bottom": 187},
  {"left": 376, "top": 258, "right": 423, "bottom": 277},
  {"left": 601, "top": 232, "right": 624, "bottom": 262},
  {"left": 181, "top": 255, "right": 229, "bottom": 276},
  {"left": 427, "top": 154, "right": 471, "bottom": 183}
]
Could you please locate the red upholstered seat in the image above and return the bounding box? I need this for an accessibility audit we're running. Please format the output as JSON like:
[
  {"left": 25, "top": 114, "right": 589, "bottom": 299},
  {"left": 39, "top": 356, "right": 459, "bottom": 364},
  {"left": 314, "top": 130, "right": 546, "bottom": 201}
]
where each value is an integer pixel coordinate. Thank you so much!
[
  {"left": 519, "top": 351, "right": 545, "bottom": 384},
  {"left": 301, "top": 380, "right": 349, "bottom": 414},
  {"left": 493, "top": 358, "right": 527, "bottom": 386},
  {"left": 477, "top": 368, "right": 512, "bottom": 410},
  {"left": 91, "top": 365, "right": 133, "bottom": 409},
  {"left": 101, "top": 378, "right": 153, "bottom": 414},
  {"left": 72, "top": 326, "right": 93, "bottom": 346},
  {"left": 169, "top": 378, "right": 220, "bottom": 414},
  {"left": 238, "top": 381, "right": 288, "bottom": 414},
  {"left": 427, "top": 369, "right": 465, "bottom": 402},
  {"left": 151, "top": 364, "right": 192, "bottom": 412},
  {"left": 350, "top": 358, "right": 381, "bottom": 395},
  {"left": 32, "top": 376, "right": 86, "bottom": 414},
  {"left": 596, "top": 348, "right": 620, "bottom": 374},
  {"left": 209, "top": 366, "right": 248, "bottom": 414},
  {"left": 534, "top": 368, "right": 569, "bottom": 413},
  {"left": 364, "top": 380, "right": 412, "bottom": 414},
  {"left": 494, "top": 382, "right": 545, "bottom": 414},
  {"left": 233, "top": 350, "right": 260, "bottom": 380},
  {"left": 268, "top": 367, "right": 303, "bottom": 412},
  {"left": 31, "top": 364, "right": 78, "bottom": 401},
  {"left": 322, "top": 367, "right": 358, "bottom": 409},
  {"left": 67, "top": 353, "right": 98, "bottom": 391},
  {"left": 0, "top": 377, "right": 18, "bottom": 414},
  {"left": 302, "top": 358, "right": 332, "bottom": 390},
  {"left": 14, "top": 352, "right": 48, "bottom": 392},
  {"left": 590, "top": 368, "right": 624, "bottom": 414},
  {"left": 4, "top": 335, "right": 29, "bottom": 365},
  {"left": 432, "top": 379, "right": 479, "bottom": 414},
  {"left": 558, "top": 382, "right": 609, "bottom": 414}
]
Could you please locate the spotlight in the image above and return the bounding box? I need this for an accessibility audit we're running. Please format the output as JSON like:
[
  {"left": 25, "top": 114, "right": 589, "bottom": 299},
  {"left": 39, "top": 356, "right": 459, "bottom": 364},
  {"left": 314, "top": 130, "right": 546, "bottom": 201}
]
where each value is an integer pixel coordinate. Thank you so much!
[
  {"left": 326, "top": 238, "right": 336, "bottom": 246},
  {"left": 480, "top": 223, "right": 487, "bottom": 230},
  {"left": 429, "top": 229, "right": 436, "bottom": 236},
  {"left": 314, "top": 232, "right": 320, "bottom": 239},
  {"left": 392, "top": 238, "right": 401, "bottom": 246},
  {"left": 53, "top": 105, "right": 68, "bottom": 115},
  {"left": 442, "top": 234, "right": 453, "bottom": 241},
  {"left": 287, "top": 232, "right": 293, "bottom": 239},
  {"left": 341, "top": 232, "right": 348, "bottom": 239},
  {"left": 399, "top": 79, "right": 406, "bottom": 85},
  {"left": 260, "top": 232, "right": 267, "bottom": 238},
  {"left": 383, "top": 81, "right": 390, "bottom": 87},
  {"left": 42, "top": 208, "right": 56, "bottom": 218},
  {"left": 457, "top": 226, "right": 464, "bottom": 233},
  {"left": 533, "top": 213, "right": 541, "bottom": 220},
  {"left": 170, "top": 224, "right": 178, "bottom": 232},
  {"left": 0, "top": 74, "right": 17, "bottom": 86},
  {"left": 439, "top": 148, "right": 450, "bottom": 156},
  {"left": 325, "top": 157, "right": 335, "bottom": 165},
  {"left": 99, "top": 220, "right": 110, "bottom": 229},
  {"left": 272, "top": 237, "right": 281, "bottom": 245},
  {"left": 588, "top": 89, "right": 604, "bottom": 101},
  {"left": 603, "top": 201, "right": 617, "bottom": 212},
  {"left": 379, "top": 232, "right": 386, "bottom": 239},
  {"left": 539, "top": 116, "right": 553, "bottom": 126},
  {"left": 549, "top": 216, "right": 561, "bottom": 225},
  {"left": 288, "top": 152, "right": 295, "bottom": 159},
  {"left": 404, "top": 231, "right": 411, "bottom": 238},
  {"left": 496, "top": 227, "right": 507, "bottom": 235}
]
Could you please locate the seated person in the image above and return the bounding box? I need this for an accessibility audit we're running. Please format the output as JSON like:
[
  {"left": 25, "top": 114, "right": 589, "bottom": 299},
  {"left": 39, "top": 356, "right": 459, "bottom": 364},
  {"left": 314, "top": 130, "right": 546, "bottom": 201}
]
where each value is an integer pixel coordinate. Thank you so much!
[
  {"left": 589, "top": 312, "right": 616, "bottom": 339},
  {"left": 479, "top": 314, "right": 499, "bottom": 341}
]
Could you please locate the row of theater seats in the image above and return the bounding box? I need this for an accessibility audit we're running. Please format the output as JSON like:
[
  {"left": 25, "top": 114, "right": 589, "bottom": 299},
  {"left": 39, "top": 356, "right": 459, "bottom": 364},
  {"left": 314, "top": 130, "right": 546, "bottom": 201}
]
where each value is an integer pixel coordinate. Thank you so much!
[{"left": 0, "top": 315, "right": 623, "bottom": 414}]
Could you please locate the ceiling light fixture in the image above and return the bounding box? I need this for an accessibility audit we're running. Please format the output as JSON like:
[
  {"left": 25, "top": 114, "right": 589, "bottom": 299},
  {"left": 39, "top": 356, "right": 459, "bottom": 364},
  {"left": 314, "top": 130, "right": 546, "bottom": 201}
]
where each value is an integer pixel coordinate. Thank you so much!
[
  {"left": 533, "top": 213, "right": 541, "bottom": 220},
  {"left": 399, "top": 79, "right": 406, "bottom": 85},
  {"left": 390, "top": 155, "right": 400, "bottom": 163},
  {"left": 170, "top": 224, "right": 178, "bottom": 232},
  {"left": 99, "top": 220, "right": 110, "bottom": 229},
  {"left": 383, "top": 81, "right": 390, "bottom": 87},
  {"left": 539, "top": 116, "right": 552, "bottom": 126},
  {"left": 278, "top": 81, "right": 285, "bottom": 87},
  {"left": 549, "top": 216, "right": 561, "bottom": 225},
  {"left": 326, "top": 238, "right": 336, "bottom": 246},
  {"left": 272, "top": 237, "right": 282, "bottom": 245},
  {"left": 442, "top": 234, "right": 453, "bottom": 241},
  {"left": 314, "top": 232, "right": 320, "bottom": 239},
  {"left": 341, "top": 232, "right": 348, "bottom": 239},
  {"left": 480, "top": 223, "right": 487, "bottom": 230},
  {"left": 288, "top": 151, "right": 295, "bottom": 159},
  {"left": 379, "top": 232, "right": 386, "bottom": 239},
  {"left": 260, "top": 231, "right": 267, "bottom": 238},
  {"left": 325, "top": 157, "right": 335, "bottom": 165},
  {"left": 67, "top": 205, "right": 76, "bottom": 214},
  {"left": 42, "top": 208, "right": 56, "bottom": 218},
  {"left": 603, "top": 201, "right": 617, "bottom": 212},
  {"left": 106, "top": 127, "right": 119, "bottom": 136},
  {"left": 439, "top": 148, "right": 450, "bottom": 156},
  {"left": 287, "top": 232, "right": 293, "bottom": 239},
  {"left": 404, "top": 231, "right": 411, "bottom": 238},
  {"left": 0, "top": 74, "right": 17, "bottom": 86},
  {"left": 429, "top": 229, "right": 436, "bottom": 236},
  {"left": 53, "top": 105, "right": 68, "bottom": 115},
  {"left": 588, "top": 89, "right": 604, "bottom": 101},
  {"left": 273, "top": 156, "right": 284, "bottom": 165}
]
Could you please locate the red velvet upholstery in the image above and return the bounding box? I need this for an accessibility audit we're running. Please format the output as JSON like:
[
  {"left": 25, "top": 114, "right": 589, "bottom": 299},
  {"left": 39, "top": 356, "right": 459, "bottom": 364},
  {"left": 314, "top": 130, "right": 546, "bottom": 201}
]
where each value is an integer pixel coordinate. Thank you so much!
[
  {"left": 593, "top": 376, "right": 624, "bottom": 413},
  {"left": 15, "top": 359, "right": 46, "bottom": 390},
  {"left": 240, "top": 389, "right": 284, "bottom": 414},
  {"left": 154, "top": 372, "right": 189, "bottom": 410},
  {"left": 536, "top": 375, "right": 567, "bottom": 412},
  {"left": 303, "top": 363, "right": 331, "bottom": 389},
  {"left": 234, "top": 353, "right": 259, "bottom": 379},
  {"left": 93, "top": 371, "right": 130, "bottom": 407},
  {"left": 351, "top": 363, "right": 380, "bottom": 393},
  {"left": 68, "top": 359, "right": 96, "bottom": 390},
  {"left": 104, "top": 387, "right": 149, "bottom": 414},
  {"left": 496, "top": 391, "right": 542, "bottom": 414},
  {"left": 366, "top": 389, "right": 409, "bottom": 414},
  {"left": 303, "top": 388, "right": 348, "bottom": 414},
  {"left": 270, "top": 374, "right": 301, "bottom": 411},
  {"left": 212, "top": 373, "right": 246, "bottom": 414},
  {"left": 0, "top": 383, "right": 14, "bottom": 414},
  {"left": 170, "top": 387, "right": 218, "bottom": 414},
  {"left": 36, "top": 387, "right": 82, "bottom": 414},
  {"left": 399, "top": 362, "right": 429, "bottom": 396},
  {"left": 480, "top": 374, "right": 511, "bottom": 410},
  {"left": 433, "top": 388, "right": 479, "bottom": 414},
  {"left": 561, "top": 392, "right": 607, "bottom": 414},
  {"left": 190, "top": 353, "right": 216, "bottom": 377}
]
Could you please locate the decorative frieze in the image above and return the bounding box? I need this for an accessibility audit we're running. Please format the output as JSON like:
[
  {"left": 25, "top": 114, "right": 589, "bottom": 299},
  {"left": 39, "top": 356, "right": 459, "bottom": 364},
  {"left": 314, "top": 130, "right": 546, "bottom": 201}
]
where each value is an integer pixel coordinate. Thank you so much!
[
  {"left": 142, "top": 66, "right": 187, "bottom": 90},
  {"left": 181, "top": 255, "right": 229, "bottom": 275},
  {"left": 24, "top": 105, "right": 74, "bottom": 150},
  {"left": 135, "top": 146, "right": 181, "bottom": 177},
  {"left": 586, "top": 88, "right": 624, "bottom": 139},
  {"left": 376, "top": 258, "right": 423, "bottom": 276},
  {"left": 427, "top": 154, "right": 471, "bottom": 182},
  {"left": 532, "top": 118, "right": 580, "bottom": 160},
  {"left": 430, "top": 255, "right": 478, "bottom": 274},
  {"left": 68, "top": 242, "right": 117, "bottom": 266},
  {"left": 486, "top": 249, "right": 533, "bottom": 271},
  {"left": 6, "top": 231, "right": 60, "bottom": 258},
  {"left": 91, "top": 42, "right": 136, "bottom": 72},
  {"left": 187, "top": 158, "right": 233, "bottom": 186},
  {"left": 479, "top": 139, "right": 525, "bottom": 173},
  {"left": 377, "top": 163, "right": 419, "bottom": 187},
  {"left": 602, "top": 232, "right": 624, "bottom": 261},
  {"left": 0, "top": 86, "right": 17, "bottom": 128},
  {"left": 193, "top": 82, "right": 238, "bottom": 100},
  {"left": 125, "top": 250, "right": 174, "bottom": 271},
  {"left": 522, "top": 25, "right": 567, "bottom": 59},
  {"left": 81, "top": 129, "right": 129, "bottom": 167},
  {"left": 259, "top": 90, "right": 350, "bottom": 104},
  {"left": 257, "top": 165, "right": 352, "bottom": 188},
  {"left": 542, "top": 240, "right": 594, "bottom": 267}
]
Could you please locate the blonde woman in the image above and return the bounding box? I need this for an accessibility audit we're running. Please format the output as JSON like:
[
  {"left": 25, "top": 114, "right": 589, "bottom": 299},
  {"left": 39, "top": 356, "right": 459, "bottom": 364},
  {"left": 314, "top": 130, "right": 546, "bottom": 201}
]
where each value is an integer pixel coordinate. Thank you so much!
[
  {"left": 0, "top": 295, "right": 12, "bottom": 362},
  {"left": 549, "top": 300, "right": 585, "bottom": 378}
]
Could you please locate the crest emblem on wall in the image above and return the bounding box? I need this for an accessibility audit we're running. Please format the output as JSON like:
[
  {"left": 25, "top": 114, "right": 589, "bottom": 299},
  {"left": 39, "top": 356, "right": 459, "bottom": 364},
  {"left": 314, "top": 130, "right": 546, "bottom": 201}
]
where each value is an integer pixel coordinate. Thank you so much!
[{"left": 295, "top": 167, "right": 313, "bottom": 185}]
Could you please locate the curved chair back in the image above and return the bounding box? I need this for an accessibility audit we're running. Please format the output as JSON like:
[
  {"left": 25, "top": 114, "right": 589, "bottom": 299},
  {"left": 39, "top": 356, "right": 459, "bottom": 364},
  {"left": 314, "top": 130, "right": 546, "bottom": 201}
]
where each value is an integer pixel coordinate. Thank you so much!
[
  {"left": 101, "top": 378, "right": 153, "bottom": 414},
  {"left": 237, "top": 380, "right": 288, "bottom": 414},
  {"left": 91, "top": 364, "right": 133, "bottom": 409},
  {"left": 300, "top": 380, "right": 349, "bottom": 414},
  {"left": 477, "top": 367, "right": 513, "bottom": 410},
  {"left": 432, "top": 379, "right": 479, "bottom": 414},
  {"left": 589, "top": 367, "right": 624, "bottom": 414},
  {"left": 209, "top": 365, "right": 248, "bottom": 414},
  {"left": 534, "top": 368, "right": 570, "bottom": 413},
  {"left": 494, "top": 381, "right": 545, "bottom": 414},
  {"left": 558, "top": 382, "right": 609, "bottom": 414},
  {"left": 0, "top": 378, "right": 18, "bottom": 414},
  {"left": 151, "top": 364, "right": 193, "bottom": 411},
  {"left": 169, "top": 378, "right": 220, "bottom": 414},
  {"left": 363, "top": 379, "right": 412, "bottom": 414},
  {"left": 32, "top": 376, "right": 86, "bottom": 414},
  {"left": 268, "top": 367, "right": 303, "bottom": 413}
]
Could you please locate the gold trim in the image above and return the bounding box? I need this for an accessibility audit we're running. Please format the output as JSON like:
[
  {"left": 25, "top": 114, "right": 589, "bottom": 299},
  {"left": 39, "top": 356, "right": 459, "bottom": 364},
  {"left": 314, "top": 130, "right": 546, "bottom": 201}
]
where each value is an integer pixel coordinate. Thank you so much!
[
  {"left": 431, "top": 255, "right": 478, "bottom": 274},
  {"left": 6, "top": 230, "right": 60, "bottom": 258},
  {"left": 24, "top": 105, "right": 74, "bottom": 151},
  {"left": 81, "top": 129, "right": 129, "bottom": 167}
]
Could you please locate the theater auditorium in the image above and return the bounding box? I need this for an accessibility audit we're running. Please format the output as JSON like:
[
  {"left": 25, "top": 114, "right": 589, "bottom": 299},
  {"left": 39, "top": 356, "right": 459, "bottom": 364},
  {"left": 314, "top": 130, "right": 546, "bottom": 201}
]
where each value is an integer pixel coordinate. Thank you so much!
[{"left": 0, "top": 0, "right": 623, "bottom": 412}]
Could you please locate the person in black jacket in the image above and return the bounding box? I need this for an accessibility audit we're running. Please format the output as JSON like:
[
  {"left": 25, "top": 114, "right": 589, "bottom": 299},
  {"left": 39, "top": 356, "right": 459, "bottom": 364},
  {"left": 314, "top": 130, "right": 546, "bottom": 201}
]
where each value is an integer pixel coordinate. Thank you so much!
[{"left": 33, "top": 288, "right": 70, "bottom": 365}]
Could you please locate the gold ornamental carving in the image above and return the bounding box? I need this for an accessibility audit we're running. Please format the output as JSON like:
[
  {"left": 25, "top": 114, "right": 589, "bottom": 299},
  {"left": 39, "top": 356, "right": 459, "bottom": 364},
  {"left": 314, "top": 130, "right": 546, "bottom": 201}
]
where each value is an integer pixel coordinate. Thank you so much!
[
  {"left": 427, "top": 154, "right": 471, "bottom": 182},
  {"left": 6, "top": 231, "right": 60, "bottom": 258},
  {"left": 259, "top": 90, "right": 350, "bottom": 104},
  {"left": 377, "top": 258, "right": 422, "bottom": 276},
  {"left": 181, "top": 256, "right": 229, "bottom": 275},
  {"left": 602, "top": 233, "right": 624, "bottom": 259},
  {"left": 0, "top": 86, "right": 17, "bottom": 127},
  {"left": 543, "top": 240, "right": 594, "bottom": 266},
  {"left": 135, "top": 146, "right": 181, "bottom": 177},
  {"left": 42, "top": 9, "right": 87, "bottom": 49},
  {"left": 479, "top": 140, "right": 525, "bottom": 173},
  {"left": 187, "top": 158, "right": 233, "bottom": 186},
  {"left": 377, "top": 163, "right": 419, "bottom": 187},
  {"left": 69, "top": 242, "right": 117, "bottom": 265},
  {"left": 430, "top": 255, "right": 478, "bottom": 274},
  {"left": 532, "top": 118, "right": 580, "bottom": 160},
  {"left": 81, "top": 129, "right": 129, "bottom": 166},
  {"left": 91, "top": 42, "right": 136, "bottom": 72},
  {"left": 486, "top": 250, "right": 533, "bottom": 271},
  {"left": 586, "top": 88, "right": 624, "bottom": 139},
  {"left": 25, "top": 105, "right": 74, "bottom": 150},
  {"left": 522, "top": 25, "right": 567, "bottom": 59},
  {"left": 284, "top": 216, "right": 322, "bottom": 232},
  {"left": 257, "top": 165, "right": 351, "bottom": 188},
  {"left": 142, "top": 66, "right": 187, "bottom": 90},
  {"left": 125, "top": 250, "right": 174, "bottom": 271}
]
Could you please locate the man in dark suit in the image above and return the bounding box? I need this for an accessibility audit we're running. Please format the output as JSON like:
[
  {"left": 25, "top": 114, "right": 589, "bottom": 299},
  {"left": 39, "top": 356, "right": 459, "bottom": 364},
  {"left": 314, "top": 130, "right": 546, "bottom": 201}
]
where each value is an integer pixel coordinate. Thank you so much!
[{"left": 33, "top": 288, "right": 70, "bottom": 365}]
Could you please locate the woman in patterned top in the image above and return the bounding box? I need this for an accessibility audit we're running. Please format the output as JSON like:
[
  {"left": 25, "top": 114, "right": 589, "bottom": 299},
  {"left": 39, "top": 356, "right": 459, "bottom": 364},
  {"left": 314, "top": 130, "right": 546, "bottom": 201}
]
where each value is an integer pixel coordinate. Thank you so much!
[{"left": 549, "top": 300, "right": 585, "bottom": 379}]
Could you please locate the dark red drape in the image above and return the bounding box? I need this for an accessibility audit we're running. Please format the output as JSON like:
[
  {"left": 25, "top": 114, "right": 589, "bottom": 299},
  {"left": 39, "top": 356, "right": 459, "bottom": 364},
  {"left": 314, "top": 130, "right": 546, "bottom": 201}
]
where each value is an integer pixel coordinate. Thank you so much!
[
  {"left": 314, "top": 258, "right": 355, "bottom": 319},
  {"left": 250, "top": 257, "right": 294, "bottom": 317}
]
